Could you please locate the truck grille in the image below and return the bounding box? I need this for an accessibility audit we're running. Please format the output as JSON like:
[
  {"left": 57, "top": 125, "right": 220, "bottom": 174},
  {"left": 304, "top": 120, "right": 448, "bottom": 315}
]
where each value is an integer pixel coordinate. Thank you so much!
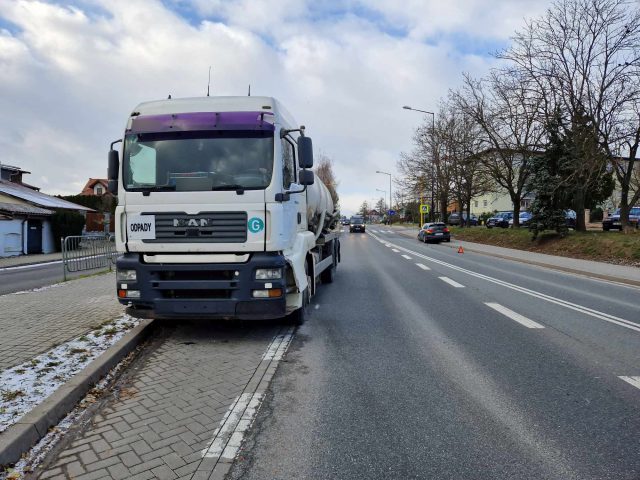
[{"left": 143, "top": 212, "right": 248, "bottom": 243}]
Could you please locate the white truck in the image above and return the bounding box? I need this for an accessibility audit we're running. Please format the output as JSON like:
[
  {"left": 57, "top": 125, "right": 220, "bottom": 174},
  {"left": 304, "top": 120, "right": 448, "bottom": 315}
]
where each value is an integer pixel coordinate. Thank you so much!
[{"left": 107, "top": 96, "right": 340, "bottom": 324}]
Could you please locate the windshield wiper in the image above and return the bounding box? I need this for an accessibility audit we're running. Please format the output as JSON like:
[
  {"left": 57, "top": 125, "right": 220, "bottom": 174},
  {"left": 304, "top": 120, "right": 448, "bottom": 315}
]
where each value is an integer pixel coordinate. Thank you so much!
[{"left": 211, "top": 185, "right": 246, "bottom": 194}]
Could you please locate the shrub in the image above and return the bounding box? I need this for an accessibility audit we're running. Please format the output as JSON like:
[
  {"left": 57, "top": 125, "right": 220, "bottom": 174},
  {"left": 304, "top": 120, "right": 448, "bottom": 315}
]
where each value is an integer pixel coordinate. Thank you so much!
[{"left": 51, "top": 210, "right": 85, "bottom": 250}]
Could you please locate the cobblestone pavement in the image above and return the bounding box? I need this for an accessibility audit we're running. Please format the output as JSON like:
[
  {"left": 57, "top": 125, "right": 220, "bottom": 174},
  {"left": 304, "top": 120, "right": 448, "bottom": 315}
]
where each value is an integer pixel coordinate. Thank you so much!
[
  {"left": 37, "top": 322, "right": 285, "bottom": 480},
  {"left": 0, "top": 273, "right": 122, "bottom": 370}
]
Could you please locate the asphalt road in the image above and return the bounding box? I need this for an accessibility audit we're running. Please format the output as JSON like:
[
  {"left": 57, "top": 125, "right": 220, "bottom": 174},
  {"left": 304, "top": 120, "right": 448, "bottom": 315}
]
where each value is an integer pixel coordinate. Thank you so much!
[
  {"left": 0, "top": 261, "right": 106, "bottom": 295},
  {"left": 229, "top": 227, "right": 640, "bottom": 480}
]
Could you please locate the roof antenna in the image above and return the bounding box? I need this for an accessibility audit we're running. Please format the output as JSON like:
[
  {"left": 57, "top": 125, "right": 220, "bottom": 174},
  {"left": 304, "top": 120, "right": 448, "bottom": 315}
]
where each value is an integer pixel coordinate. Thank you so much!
[
  {"left": 248, "top": 84, "right": 251, "bottom": 96},
  {"left": 207, "top": 66, "right": 211, "bottom": 97}
]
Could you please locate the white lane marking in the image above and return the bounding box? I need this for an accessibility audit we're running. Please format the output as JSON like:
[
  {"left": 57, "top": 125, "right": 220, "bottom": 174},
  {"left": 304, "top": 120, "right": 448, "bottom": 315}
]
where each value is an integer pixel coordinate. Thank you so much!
[
  {"left": 439, "top": 277, "right": 465, "bottom": 288},
  {"left": 0, "top": 260, "right": 63, "bottom": 272},
  {"left": 201, "top": 392, "right": 263, "bottom": 460},
  {"left": 262, "top": 331, "right": 294, "bottom": 361},
  {"left": 416, "top": 263, "right": 431, "bottom": 270},
  {"left": 201, "top": 327, "right": 294, "bottom": 461},
  {"left": 391, "top": 249, "right": 400, "bottom": 253},
  {"left": 368, "top": 232, "right": 640, "bottom": 334},
  {"left": 401, "top": 254, "right": 412, "bottom": 260},
  {"left": 385, "top": 244, "right": 392, "bottom": 248},
  {"left": 370, "top": 230, "right": 378, "bottom": 233},
  {"left": 619, "top": 376, "right": 640, "bottom": 390},
  {"left": 485, "top": 302, "right": 545, "bottom": 329}
]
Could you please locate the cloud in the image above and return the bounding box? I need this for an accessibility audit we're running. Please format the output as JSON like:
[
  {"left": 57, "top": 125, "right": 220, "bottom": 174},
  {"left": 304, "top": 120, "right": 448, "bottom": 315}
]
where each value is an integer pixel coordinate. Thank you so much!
[{"left": 0, "top": 0, "right": 550, "bottom": 215}]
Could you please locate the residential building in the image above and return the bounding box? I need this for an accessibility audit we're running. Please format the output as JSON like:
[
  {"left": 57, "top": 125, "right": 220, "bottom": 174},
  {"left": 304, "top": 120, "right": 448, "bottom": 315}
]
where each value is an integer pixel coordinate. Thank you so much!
[{"left": 0, "top": 164, "right": 92, "bottom": 257}]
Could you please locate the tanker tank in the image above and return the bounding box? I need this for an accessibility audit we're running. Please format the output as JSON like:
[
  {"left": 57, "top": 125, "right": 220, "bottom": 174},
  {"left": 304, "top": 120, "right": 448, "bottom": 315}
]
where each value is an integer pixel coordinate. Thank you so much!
[{"left": 306, "top": 172, "right": 339, "bottom": 236}]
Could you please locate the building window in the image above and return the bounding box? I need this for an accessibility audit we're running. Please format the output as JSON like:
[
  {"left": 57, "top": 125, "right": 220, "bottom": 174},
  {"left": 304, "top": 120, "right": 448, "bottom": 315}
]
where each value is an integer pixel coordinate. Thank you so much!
[
  {"left": 95, "top": 186, "right": 104, "bottom": 195},
  {"left": 483, "top": 200, "right": 488, "bottom": 207},
  {"left": 474, "top": 201, "right": 478, "bottom": 208}
]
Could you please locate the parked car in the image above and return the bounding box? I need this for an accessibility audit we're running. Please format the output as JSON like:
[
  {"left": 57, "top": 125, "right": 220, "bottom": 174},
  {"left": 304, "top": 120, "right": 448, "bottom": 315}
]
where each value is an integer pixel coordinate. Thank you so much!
[
  {"left": 448, "top": 212, "right": 478, "bottom": 226},
  {"left": 564, "top": 209, "right": 577, "bottom": 229},
  {"left": 509, "top": 211, "right": 532, "bottom": 227},
  {"left": 602, "top": 207, "right": 640, "bottom": 231},
  {"left": 485, "top": 211, "right": 513, "bottom": 228},
  {"left": 418, "top": 222, "right": 450, "bottom": 243},
  {"left": 349, "top": 216, "right": 365, "bottom": 233}
]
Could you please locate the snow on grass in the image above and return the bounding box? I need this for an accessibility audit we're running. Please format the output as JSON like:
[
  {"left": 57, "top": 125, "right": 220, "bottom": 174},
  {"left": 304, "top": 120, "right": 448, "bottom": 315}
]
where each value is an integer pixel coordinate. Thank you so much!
[
  {"left": 0, "top": 314, "right": 140, "bottom": 433},
  {"left": 0, "top": 347, "right": 140, "bottom": 479}
]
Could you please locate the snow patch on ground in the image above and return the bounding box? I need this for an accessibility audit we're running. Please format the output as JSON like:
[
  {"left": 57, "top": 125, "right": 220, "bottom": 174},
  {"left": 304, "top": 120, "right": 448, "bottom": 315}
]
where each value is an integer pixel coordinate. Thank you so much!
[
  {"left": 4, "top": 282, "right": 67, "bottom": 297},
  {"left": 0, "top": 347, "right": 139, "bottom": 479},
  {"left": 0, "top": 314, "right": 140, "bottom": 433}
]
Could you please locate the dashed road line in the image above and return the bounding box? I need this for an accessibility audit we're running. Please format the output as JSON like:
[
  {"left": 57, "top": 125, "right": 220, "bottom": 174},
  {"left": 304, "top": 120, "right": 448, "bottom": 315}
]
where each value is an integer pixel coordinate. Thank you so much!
[
  {"left": 368, "top": 232, "right": 640, "bottom": 334},
  {"left": 485, "top": 302, "right": 545, "bottom": 329},
  {"left": 392, "top": 249, "right": 400, "bottom": 253},
  {"left": 619, "top": 376, "right": 640, "bottom": 390},
  {"left": 416, "top": 263, "right": 431, "bottom": 270},
  {"left": 401, "top": 254, "right": 412, "bottom": 260},
  {"left": 439, "top": 277, "right": 465, "bottom": 288}
]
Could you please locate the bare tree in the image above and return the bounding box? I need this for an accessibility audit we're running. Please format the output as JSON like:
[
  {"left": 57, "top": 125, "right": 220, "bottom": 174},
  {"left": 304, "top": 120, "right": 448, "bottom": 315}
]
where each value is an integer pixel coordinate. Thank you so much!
[
  {"left": 500, "top": 0, "right": 640, "bottom": 230},
  {"left": 314, "top": 152, "right": 340, "bottom": 207},
  {"left": 456, "top": 70, "right": 545, "bottom": 227}
]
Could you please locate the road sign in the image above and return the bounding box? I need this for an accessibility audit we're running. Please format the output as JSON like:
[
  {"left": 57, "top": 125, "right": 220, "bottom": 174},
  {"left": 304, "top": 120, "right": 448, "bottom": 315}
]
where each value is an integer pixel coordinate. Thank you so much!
[
  {"left": 388, "top": 210, "right": 396, "bottom": 216},
  {"left": 420, "top": 204, "right": 430, "bottom": 214}
]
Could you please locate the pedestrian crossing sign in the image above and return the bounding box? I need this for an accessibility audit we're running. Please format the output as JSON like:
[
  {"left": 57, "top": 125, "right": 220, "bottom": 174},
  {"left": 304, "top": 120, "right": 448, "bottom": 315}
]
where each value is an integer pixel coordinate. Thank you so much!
[{"left": 420, "top": 204, "right": 430, "bottom": 214}]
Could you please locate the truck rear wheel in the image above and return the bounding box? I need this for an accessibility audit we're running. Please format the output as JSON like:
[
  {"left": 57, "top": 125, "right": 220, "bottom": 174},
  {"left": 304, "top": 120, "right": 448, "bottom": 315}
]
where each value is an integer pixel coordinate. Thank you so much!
[{"left": 320, "top": 241, "right": 337, "bottom": 284}]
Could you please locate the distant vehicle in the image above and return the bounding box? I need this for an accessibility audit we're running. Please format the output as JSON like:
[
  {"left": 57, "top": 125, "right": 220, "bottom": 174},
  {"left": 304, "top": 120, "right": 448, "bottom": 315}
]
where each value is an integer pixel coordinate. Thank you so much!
[
  {"left": 448, "top": 212, "right": 478, "bottom": 226},
  {"left": 418, "top": 222, "right": 450, "bottom": 243},
  {"left": 341, "top": 217, "right": 350, "bottom": 225},
  {"left": 349, "top": 216, "right": 365, "bottom": 233},
  {"left": 509, "top": 211, "right": 532, "bottom": 227},
  {"left": 565, "top": 209, "right": 577, "bottom": 229},
  {"left": 485, "top": 211, "right": 513, "bottom": 228},
  {"left": 602, "top": 207, "right": 640, "bottom": 231}
]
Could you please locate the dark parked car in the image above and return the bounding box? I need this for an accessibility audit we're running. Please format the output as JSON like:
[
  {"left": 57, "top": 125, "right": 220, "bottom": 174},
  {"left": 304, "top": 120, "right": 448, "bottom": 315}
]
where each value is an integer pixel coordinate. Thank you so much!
[
  {"left": 448, "top": 212, "right": 478, "bottom": 226},
  {"left": 349, "top": 216, "right": 365, "bottom": 233},
  {"left": 418, "top": 222, "right": 450, "bottom": 243},
  {"left": 602, "top": 207, "right": 640, "bottom": 230},
  {"left": 485, "top": 211, "right": 513, "bottom": 228}
]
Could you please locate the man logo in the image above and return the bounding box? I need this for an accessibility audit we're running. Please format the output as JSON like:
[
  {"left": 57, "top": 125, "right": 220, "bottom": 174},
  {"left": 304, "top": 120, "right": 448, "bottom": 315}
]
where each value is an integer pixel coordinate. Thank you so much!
[
  {"left": 173, "top": 218, "right": 209, "bottom": 227},
  {"left": 248, "top": 217, "right": 264, "bottom": 233}
]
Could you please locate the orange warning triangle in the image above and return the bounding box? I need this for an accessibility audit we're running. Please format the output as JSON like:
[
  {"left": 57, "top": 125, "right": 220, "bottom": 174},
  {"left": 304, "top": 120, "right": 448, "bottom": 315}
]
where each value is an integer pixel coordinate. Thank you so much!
[{"left": 457, "top": 246, "right": 464, "bottom": 254}]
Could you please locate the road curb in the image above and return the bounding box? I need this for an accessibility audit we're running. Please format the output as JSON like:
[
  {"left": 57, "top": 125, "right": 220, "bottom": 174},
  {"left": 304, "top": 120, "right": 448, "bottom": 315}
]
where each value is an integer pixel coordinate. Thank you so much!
[
  {"left": 391, "top": 228, "right": 640, "bottom": 288},
  {"left": 0, "top": 319, "right": 155, "bottom": 467}
]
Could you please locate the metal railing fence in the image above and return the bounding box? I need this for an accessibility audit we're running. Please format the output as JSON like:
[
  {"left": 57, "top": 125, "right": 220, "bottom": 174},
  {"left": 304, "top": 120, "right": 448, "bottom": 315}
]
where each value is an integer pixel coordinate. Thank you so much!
[{"left": 61, "top": 234, "right": 117, "bottom": 280}]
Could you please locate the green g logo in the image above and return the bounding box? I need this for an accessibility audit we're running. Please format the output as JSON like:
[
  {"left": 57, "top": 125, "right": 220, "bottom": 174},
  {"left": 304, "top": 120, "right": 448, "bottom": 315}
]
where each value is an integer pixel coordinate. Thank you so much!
[{"left": 248, "top": 217, "right": 264, "bottom": 233}]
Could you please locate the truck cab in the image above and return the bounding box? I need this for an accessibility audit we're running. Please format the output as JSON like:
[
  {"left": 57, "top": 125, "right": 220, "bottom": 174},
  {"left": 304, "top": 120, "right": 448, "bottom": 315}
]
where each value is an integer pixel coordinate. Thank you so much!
[{"left": 108, "top": 96, "right": 338, "bottom": 321}]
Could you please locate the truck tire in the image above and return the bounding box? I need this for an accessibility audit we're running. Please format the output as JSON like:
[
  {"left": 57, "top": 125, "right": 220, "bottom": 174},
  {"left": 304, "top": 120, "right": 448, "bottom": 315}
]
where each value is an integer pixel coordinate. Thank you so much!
[{"left": 288, "top": 288, "right": 308, "bottom": 326}]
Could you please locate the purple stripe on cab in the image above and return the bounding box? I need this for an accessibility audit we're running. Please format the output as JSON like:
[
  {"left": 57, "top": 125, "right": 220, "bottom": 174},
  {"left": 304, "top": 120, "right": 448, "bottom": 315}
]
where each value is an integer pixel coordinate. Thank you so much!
[{"left": 127, "top": 111, "right": 275, "bottom": 134}]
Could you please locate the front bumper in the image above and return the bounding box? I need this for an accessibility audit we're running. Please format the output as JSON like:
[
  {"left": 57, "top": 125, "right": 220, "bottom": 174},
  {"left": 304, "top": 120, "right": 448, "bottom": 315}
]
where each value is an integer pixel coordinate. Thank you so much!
[{"left": 116, "top": 252, "right": 287, "bottom": 320}]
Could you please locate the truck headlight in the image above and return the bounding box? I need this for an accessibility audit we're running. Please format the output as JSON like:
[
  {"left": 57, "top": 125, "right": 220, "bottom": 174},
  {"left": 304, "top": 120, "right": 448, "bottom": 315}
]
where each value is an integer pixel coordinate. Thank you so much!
[
  {"left": 117, "top": 270, "right": 137, "bottom": 281},
  {"left": 255, "top": 268, "right": 282, "bottom": 280}
]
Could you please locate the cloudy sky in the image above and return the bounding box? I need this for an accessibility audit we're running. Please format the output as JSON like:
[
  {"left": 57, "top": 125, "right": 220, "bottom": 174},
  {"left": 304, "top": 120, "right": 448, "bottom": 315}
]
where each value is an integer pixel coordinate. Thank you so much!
[{"left": 0, "top": 0, "right": 550, "bottom": 215}]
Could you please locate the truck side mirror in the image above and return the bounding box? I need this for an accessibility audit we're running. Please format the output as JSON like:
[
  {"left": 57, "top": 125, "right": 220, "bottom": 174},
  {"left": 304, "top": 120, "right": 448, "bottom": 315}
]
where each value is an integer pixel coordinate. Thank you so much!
[
  {"left": 298, "top": 136, "right": 313, "bottom": 169},
  {"left": 108, "top": 149, "right": 119, "bottom": 195},
  {"left": 299, "top": 169, "right": 314, "bottom": 186}
]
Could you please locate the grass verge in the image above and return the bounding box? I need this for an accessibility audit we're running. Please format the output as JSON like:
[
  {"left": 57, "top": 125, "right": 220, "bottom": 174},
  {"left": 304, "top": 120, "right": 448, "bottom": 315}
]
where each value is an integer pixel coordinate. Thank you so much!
[{"left": 448, "top": 226, "right": 640, "bottom": 267}]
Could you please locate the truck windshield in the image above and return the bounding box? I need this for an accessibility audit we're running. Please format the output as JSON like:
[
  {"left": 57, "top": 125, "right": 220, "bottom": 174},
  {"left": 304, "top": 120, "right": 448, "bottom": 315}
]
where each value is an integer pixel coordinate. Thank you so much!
[{"left": 123, "top": 130, "right": 274, "bottom": 192}]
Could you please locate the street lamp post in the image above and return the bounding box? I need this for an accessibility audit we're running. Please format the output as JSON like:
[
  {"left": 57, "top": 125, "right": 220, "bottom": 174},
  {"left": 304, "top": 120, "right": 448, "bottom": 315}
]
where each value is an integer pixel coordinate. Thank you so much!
[
  {"left": 376, "top": 170, "right": 392, "bottom": 225},
  {"left": 403, "top": 106, "right": 436, "bottom": 221},
  {"left": 375, "top": 188, "right": 387, "bottom": 223}
]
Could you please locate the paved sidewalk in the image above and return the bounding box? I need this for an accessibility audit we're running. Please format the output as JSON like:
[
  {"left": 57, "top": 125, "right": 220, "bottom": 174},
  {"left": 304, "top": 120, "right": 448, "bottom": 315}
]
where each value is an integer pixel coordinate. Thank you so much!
[
  {"left": 38, "top": 323, "right": 284, "bottom": 480},
  {"left": 389, "top": 226, "right": 640, "bottom": 286},
  {"left": 0, "top": 273, "right": 123, "bottom": 371}
]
